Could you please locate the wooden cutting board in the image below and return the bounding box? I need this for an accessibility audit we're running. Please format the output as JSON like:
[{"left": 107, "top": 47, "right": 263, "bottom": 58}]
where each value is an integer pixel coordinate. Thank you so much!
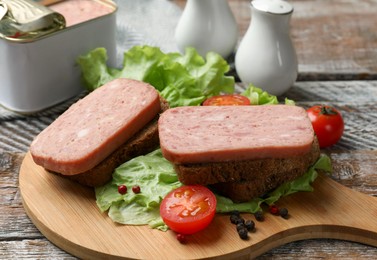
[{"left": 19, "top": 152, "right": 377, "bottom": 259}]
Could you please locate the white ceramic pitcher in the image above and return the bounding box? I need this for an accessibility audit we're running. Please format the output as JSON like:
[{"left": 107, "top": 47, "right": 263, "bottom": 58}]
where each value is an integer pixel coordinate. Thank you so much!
[
  {"left": 175, "top": 0, "right": 238, "bottom": 59},
  {"left": 235, "top": 0, "right": 298, "bottom": 96}
]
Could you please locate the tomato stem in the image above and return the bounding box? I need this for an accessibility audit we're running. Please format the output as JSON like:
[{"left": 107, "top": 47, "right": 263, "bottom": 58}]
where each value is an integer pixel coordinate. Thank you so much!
[{"left": 320, "top": 106, "right": 338, "bottom": 115}]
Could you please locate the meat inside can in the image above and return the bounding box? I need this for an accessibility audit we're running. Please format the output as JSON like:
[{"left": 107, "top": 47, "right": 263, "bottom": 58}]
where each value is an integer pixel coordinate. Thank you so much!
[{"left": 48, "top": 0, "right": 115, "bottom": 27}]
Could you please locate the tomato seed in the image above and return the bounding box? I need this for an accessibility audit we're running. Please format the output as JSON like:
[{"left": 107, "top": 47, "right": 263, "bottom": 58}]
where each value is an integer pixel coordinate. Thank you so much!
[
  {"left": 118, "top": 185, "right": 127, "bottom": 195},
  {"left": 132, "top": 185, "right": 141, "bottom": 194}
]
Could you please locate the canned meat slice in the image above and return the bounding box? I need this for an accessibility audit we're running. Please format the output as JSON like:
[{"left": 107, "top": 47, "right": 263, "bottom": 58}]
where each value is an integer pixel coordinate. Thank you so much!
[
  {"left": 30, "top": 78, "right": 161, "bottom": 175},
  {"left": 158, "top": 105, "right": 315, "bottom": 164}
]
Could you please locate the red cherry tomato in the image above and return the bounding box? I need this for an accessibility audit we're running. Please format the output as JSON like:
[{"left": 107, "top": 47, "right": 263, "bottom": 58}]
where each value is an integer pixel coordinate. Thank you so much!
[
  {"left": 306, "top": 105, "right": 344, "bottom": 148},
  {"left": 202, "top": 94, "right": 251, "bottom": 106},
  {"left": 160, "top": 185, "right": 217, "bottom": 235}
]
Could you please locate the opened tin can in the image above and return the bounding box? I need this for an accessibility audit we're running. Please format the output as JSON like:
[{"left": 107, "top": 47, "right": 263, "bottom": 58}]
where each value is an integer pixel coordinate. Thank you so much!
[{"left": 0, "top": 0, "right": 117, "bottom": 113}]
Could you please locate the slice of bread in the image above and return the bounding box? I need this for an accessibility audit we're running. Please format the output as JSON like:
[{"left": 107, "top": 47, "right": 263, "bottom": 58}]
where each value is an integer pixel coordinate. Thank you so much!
[
  {"left": 52, "top": 98, "right": 169, "bottom": 187},
  {"left": 175, "top": 138, "right": 320, "bottom": 202}
]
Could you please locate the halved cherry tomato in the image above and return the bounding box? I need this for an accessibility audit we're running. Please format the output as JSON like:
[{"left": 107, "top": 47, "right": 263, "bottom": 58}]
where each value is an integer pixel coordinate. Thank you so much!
[
  {"left": 202, "top": 94, "right": 251, "bottom": 106},
  {"left": 160, "top": 185, "right": 217, "bottom": 235},
  {"left": 307, "top": 105, "right": 344, "bottom": 148}
]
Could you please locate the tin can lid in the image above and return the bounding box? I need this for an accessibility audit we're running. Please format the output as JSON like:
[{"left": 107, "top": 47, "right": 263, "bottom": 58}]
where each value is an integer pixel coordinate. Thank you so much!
[{"left": 0, "top": 0, "right": 65, "bottom": 42}]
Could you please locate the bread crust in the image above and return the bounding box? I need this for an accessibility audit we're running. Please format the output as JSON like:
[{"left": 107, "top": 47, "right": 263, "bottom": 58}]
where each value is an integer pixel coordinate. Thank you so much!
[
  {"left": 52, "top": 98, "right": 169, "bottom": 187},
  {"left": 175, "top": 137, "right": 321, "bottom": 202}
]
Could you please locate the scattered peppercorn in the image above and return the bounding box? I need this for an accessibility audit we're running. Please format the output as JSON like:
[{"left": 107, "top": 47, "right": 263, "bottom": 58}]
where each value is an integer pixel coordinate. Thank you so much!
[
  {"left": 244, "top": 219, "right": 255, "bottom": 231},
  {"left": 231, "top": 210, "right": 240, "bottom": 217},
  {"left": 238, "top": 227, "right": 249, "bottom": 240},
  {"left": 236, "top": 223, "right": 245, "bottom": 232},
  {"left": 229, "top": 207, "right": 290, "bottom": 241},
  {"left": 279, "top": 207, "right": 289, "bottom": 219},
  {"left": 118, "top": 184, "right": 127, "bottom": 195},
  {"left": 176, "top": 233, "right": 186, "bottom": 243},
  {"left": 230, "top": 212, "right": 258, "bottom": 240},
  {"left": 235, "top": 217, "right": 245, "bottom": 225},
  {"left": 132, "top": 185, "right": 141, "bottom": 194},
  {"left": 269, "top": 205, "right": 279, "bottom": 215},
  {"left": 230, "top": 214, "right": 240, "bottom": 224},
  {"left": 254, "top": 211, "right": 264, "bottom": 222}
]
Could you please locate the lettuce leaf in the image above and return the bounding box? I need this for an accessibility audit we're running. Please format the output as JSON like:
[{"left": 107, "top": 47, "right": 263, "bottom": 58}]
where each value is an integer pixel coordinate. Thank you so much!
[
  {"left": 241, "top": 84, "right": 295, "bottom": 105},
  {"left": 77, "top": 46, "right": 234, "bottom": 107},
  {"left": 95, "top": 149, "right": 182, "bottom": 230},
  {"left": 96, "top": 149, "right": 332, "bottom": 229}
]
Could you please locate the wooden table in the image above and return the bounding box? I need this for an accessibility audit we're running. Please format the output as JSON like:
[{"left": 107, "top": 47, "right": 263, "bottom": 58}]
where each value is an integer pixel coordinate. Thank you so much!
[{"left": 1, "top": 0, "right": 377, "bottom": 258}]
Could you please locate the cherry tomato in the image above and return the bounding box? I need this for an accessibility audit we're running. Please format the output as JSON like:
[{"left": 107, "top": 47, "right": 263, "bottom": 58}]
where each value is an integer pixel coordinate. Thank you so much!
[
  {"left": 202, "top": 94, "right": 251, "bottom": 106},
  {"left": 160, "top": 185, "right": 217, "bottom": 235},
  {"left": 306, "top": 105, "right": 344, "bottom": 148}
]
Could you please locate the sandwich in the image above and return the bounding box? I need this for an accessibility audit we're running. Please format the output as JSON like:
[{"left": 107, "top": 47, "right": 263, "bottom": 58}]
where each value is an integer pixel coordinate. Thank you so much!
[
  {"left": 158, "top": 105, "right": 321, "bottom": 202},
  {"left": 30, "top": 78, "right": 169, "bottom": 187}
]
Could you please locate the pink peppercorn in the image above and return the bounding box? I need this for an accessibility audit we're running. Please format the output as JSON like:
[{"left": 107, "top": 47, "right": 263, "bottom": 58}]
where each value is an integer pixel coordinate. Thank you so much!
[
  {"left": 132, "top": 185, "right": 141, "bottom": 194},
  {"left": 176, "top": 233, "right": 186, "bottom": 243},
  {"left": 269, "top": 205, "right": 279, "bottom": 215},
  {"left": 118, "top": 185, "right": 127, "bottom": 195}
]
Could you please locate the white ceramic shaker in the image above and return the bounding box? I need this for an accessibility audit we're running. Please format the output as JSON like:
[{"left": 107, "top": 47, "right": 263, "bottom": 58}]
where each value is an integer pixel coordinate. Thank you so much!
[
  {"left": 235, "top": 0, "right": 298, "bottom": 96},
  {"left": 175, "top": 0, "right": 238, "bottom": 59}
]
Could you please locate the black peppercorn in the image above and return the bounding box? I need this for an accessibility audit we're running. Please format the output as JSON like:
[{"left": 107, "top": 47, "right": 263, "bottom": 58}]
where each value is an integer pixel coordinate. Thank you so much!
[
  {"left": 254, "top": 211, "right": 264, "bottom": 222},
  {"left": 238, "top": 228, "right": 248, "bottom": 240},
  {"left": 230, "top": 214, "right": 240, "bottom": 224},
  {"left": 244, "top": 219, "right": 255, "bottom": 231},
  {"left": 230, "top": 210, "right": 240, "bottom": 217},
  {"left": 236, "top": 223, "right": 245, "bottom": 232},
  {"left": 279, "top": 207, "right": 289, "bottom": 219},
  {"left": 235, "top": 217, "right": 245, "bottom": 225}
]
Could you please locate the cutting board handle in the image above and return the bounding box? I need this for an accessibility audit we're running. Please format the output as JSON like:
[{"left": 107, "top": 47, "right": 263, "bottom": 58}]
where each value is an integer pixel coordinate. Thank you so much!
[{"left": 274, "top": 174, "right": 377, "bottom": 249}]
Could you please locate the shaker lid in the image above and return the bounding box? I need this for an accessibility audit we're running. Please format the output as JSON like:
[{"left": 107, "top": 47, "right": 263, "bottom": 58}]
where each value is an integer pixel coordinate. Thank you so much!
[{"left": 252, "top": 0, "right": 293, "bottom": 15}]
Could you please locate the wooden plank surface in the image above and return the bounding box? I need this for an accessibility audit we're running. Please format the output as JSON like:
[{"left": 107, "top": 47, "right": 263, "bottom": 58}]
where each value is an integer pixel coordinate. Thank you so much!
[
  {"left": 173, "top": 0, "right": 377, "bottom": 80},
  {"left": 1, "top": 80, "right": 377, "bottom": 259}
]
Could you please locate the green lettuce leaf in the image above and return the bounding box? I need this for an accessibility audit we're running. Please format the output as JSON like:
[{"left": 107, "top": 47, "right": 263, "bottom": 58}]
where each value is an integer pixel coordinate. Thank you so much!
[
  {"left": 77, "top": 46, "right": 234, "bottom": 107},
  {"left": 241, "top": 84, "right": 295, "bottom": 105},
  {"left": 95, "top": 149, "right": 182, "bottom": 230}
]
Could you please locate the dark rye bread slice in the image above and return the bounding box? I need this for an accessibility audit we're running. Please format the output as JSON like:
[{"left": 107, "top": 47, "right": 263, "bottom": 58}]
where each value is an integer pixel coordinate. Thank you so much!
[
  {"left": 211, "top": 139, "right": 320, "bottom": 202},
  {"left": 211, "top": 167, "right": 312, "bottom": 203},
  {"left": 53, "top": 98, "right": 169, "bottom": 187},
  {"left": 175, "top": 137, "right": 320, "bottom": 201}
]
